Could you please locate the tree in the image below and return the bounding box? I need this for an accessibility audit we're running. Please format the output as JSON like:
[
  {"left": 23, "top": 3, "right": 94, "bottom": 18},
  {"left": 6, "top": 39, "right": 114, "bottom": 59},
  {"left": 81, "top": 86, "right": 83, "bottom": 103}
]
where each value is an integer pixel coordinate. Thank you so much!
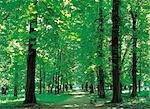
[
  {"left": 111, "top": 0, "right": 122, "bottom": 103},
  {"left": 13, "top": 64, "right": 18, "bottom": 97},
  {"left": 39, "top": 65, "right": 42, "bottom": 94},
  {"left": 0, "top": 0, "right": 149, "bottom": 107},
  {"left": 97, "top": 0, "right": 105, "bottom": 98},
  {"left": 24, "top": 1, "right": 37, "bottom": 104},
  {"left": 130, "top": 11, "right": 137, "bottom": 97}
]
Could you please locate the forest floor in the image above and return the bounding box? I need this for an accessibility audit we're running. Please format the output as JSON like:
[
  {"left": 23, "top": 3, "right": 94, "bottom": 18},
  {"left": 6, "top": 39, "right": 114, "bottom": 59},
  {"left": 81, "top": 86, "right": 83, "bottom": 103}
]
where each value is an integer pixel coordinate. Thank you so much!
[{"left": 0, "top": 90, "right": 150, "bottom": 109}]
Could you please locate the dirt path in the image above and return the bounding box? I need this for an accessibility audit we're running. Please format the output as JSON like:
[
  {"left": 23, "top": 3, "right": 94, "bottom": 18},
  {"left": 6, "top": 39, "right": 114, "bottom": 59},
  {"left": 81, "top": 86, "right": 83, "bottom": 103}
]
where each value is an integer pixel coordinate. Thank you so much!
[
  {"left": 54, "top": 91, "right": 101, "bottom": 109},
  {"left": 41, "top": 91, "right": 106, "bottom": 109},
  {"left": 18, "top": 91, "right": 106, "bottom": 109}
]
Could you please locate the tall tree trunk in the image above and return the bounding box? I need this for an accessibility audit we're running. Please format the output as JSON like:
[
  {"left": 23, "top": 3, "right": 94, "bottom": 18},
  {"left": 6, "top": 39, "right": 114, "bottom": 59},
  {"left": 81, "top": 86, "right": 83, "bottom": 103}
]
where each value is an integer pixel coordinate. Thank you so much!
[
  {"left": 97, "top": 0, "right": 105, "bottom": 98},
  {"left": 14, "top": 70, "right": 18, "bottom": 97},
  {"left": 60, "top": 75, "right": 63, "bottom": 92},
  {"left": 39, "top": 65, "right": 42, "bottom": 94},
  {"left": 57, "top": 74, "right": 60, "bottom": 94},
  {"left": 14, "top": 85, "right": 18, "bottom": 97},
  {"left": 43, "top": 69, "right": 46, "bottom": 93},
  {"left": 57, "top": 47, "right": 62, "bottom": 94},
  {"left": 24, "top": 1, "right": 37, "bottom": 104},
  {"left": 138, "top": 80, "right": 140, "bottom": 92},
  {"left": 63, "top": 84, "right": 65, "bottom": 92},
  {"left": 50, "top": 84, "right": 54, "bottom": 93},
  {"left": 131, "top": 11, "right": 137, "bottom": 97},
  {"left": 111, "top": 0, "right": 122, "bottom": 103},
  {"left": 54, "top": 74, "right": 57, "bottom": 95},
  {"left": 50, "top": 74, "right": 54, "bottom": 93}
]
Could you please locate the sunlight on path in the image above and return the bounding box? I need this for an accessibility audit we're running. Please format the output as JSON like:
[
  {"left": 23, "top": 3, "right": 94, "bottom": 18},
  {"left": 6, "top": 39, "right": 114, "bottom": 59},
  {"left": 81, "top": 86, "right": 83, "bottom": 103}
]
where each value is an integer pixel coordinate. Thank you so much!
[
  {"left": 69, "top": 91, "right": 89, "bottom": 95},
  {"left": 49, "top": 91, "right": 106, "bottom": 109}
]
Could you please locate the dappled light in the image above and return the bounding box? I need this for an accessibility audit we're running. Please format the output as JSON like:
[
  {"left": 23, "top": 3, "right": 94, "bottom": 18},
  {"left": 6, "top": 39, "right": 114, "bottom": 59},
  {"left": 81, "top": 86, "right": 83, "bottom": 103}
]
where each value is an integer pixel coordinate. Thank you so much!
[
  {"left": 73, "top": 95, "right": 85, "bottom": 98},
  {"left": 0, "top": 0, "right": 149, "bottom": 109},
  {"left": 62, "top": 104, "right": 74, "bottom": 108},
  {"left": 1, "top": 98, "right": 24, "bottom": 104}
]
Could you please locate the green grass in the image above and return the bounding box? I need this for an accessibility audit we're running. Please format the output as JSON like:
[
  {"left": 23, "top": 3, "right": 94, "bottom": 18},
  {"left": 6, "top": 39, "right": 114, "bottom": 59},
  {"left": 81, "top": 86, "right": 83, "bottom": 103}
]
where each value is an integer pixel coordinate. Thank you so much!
[
  {"left": 0, "top": 90, "right": 150, "bottom": 109},
  {"left": 37, "top": 93, "right": 72, "bottom": 105}
]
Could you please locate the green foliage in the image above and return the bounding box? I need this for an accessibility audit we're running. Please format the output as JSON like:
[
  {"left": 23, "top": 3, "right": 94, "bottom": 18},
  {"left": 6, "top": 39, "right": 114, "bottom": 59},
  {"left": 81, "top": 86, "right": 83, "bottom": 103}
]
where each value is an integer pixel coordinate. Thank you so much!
[{"left": 0, "top": 0, "right": 149, "bottom": 107}]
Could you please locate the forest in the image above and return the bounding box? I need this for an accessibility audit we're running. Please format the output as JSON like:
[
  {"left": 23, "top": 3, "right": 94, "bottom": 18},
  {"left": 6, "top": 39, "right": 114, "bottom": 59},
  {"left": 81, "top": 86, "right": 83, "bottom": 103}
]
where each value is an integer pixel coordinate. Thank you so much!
[{"left": 0, "top": 0, "right": 150, "bottom": 109}]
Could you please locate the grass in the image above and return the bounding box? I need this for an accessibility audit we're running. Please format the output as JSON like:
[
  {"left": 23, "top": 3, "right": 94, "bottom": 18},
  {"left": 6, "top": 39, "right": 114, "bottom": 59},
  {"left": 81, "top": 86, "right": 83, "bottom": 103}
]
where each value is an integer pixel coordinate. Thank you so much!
[
  {"left": 37, "top": 93, "right": 72, "bottom": 105},
  {"left": 0, "top": 90, "right": 150, "bottom": 109}
]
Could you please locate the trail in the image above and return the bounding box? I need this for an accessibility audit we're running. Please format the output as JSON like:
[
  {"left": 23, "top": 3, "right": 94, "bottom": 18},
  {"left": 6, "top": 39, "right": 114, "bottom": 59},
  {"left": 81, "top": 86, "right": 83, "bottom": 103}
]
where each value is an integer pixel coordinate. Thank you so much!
[
  {"left": 25, "top": 91, "right": 106, "bottom": 109},
  {"left": 53, "top": 91, "right": 105, "bottom": 109}
]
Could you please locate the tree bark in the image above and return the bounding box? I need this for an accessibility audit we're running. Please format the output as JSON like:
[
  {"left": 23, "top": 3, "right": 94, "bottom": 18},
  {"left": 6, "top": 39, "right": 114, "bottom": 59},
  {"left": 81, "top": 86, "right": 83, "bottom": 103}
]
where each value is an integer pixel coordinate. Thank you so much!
[
  {"left": 63, "top": 84, "right": 65, "bottom": 92},
  {"left": 43, "top": 69, "right": 46, "bottom": 93},
  {"left": 24, "top": 1, "right": 37, "bottom": 104},
  {"left": 90, "top": 84, "right": 94, "bottom": 94},
  {"left": 2, "top": 85, "right": 7, "bottom": 95},
  {"left": 14, "top": 69, "right": 18, "bottom": 97},
  {"left": 138, "top": 80, "right": 141, "bottom": 92},
  {"left": 65, "top": 83, "right": 68, "bottom": 91},
  {"left": 14, "top": 85, "right": 18, "bottom": 97},
  {"left": 85, "top": 82, "right": 88, "bottom": 91},
  {"left": 97, "top": 0, "right": 105, "bottom": 98},
  {"left": 70, "top": 84, "right": 73, "bottom": 90},
  {"left": 39, "top": 65, "right": 42, "bottom": 94},
  {"left": 131, "top": 11, "right": 137, "bottom": 97},
  {"left": 54, "top": 74, "right": 57, "bottom": 94},
  {"left": 57, "top": 74, "right": 60, "bottom": 94},
  {"left": 111, "top": 0, "right": 122, "bottom": 103},
  {"left": 138, "top": 51, "right": 142, "bottom": 92}
]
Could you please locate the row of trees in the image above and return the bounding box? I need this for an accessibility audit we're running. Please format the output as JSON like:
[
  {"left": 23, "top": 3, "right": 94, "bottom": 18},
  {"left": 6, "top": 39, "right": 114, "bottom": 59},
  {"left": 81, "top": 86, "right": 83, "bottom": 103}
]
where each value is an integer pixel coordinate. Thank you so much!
[{"left": 0, "top": 0, "right": 149, "bottom": 104}]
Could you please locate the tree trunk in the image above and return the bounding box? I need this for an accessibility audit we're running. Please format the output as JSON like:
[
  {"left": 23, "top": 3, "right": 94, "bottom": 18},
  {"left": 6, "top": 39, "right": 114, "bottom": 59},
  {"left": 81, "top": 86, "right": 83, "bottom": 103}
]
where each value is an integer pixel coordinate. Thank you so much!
[
  {"left": 138, "top": 80, "right": 141, "bottom": 92},
  {"left": 131, "top": 11, "right": 137, "bottom": 97},
  {"left": 111, "top": 0, "right": 122, "bottom": 103},
  {"left": 2, "top": 85, "right": 7, "bottom": 95},
  {"left": 24, "top": 1, "right": 37, "bottom": 104},
  {"left": 57, "top": 48, "right": 62, "bottom": 94},
  {"left": 97, "top": 0, "right": 105, "bottom": 98},
  {"left": 39, "top": 65, "right": 42, "bottom": 94},
  {"left": 54, "top": 74, "right": 57, "bottom": 95},
  {"left": 60, "top": 75, "right": 63, "bottom": 92},
  {"left": 85, "top": 82, "right": 88, "bottom": 91},
  {"left": 14, "top": 70, "right": 18, "bottom": 97},
  {"left": 65, "top": 83, "right": 68, "bottom": 91},
  {"left": 50, "top": 84, "right": 54, "bottom": 93},
  {"left": 48, "top": 82, "right": 50, "bottom": 93},
  {"left": 57, "top": 75, "right": 60, "bottom": 94},
  {"left": 43, "top": 70, "right": 46, "bottom": 93},
  {"left": 50, "top": 74, "right": 55, "bottom": 93},
  {"left": 81, "top": 84, "right": 84, "bottom": 90},
  {"left": 63, "top": 84, "right": 65, "bottom": 92},
  {"left": 97, "top": 67, "right": 105, "bottom": 98},
  {"left": 14, "top": 85, "right": 18, "bottom": 97},
  {"left": 90, "top": 84, "right": 94, "bottom": 94},
  {"left": 70, "top": 84, "right": 73, "bottom": 90}
]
